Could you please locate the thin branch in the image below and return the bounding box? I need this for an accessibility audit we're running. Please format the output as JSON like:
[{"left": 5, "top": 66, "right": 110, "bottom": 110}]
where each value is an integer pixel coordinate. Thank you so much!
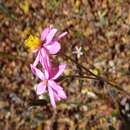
[
  {"left": 62, "top": 54, "right": 130, "bottom": 96},
  {"left": 62, "top": 75, "right": 97, "bottom": 80}
]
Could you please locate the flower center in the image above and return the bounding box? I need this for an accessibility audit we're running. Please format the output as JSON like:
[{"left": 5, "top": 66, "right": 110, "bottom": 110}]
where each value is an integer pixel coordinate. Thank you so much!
[
  {"left": 25, "top": 35, "right": 42, "bottom": 50},
  {"left": 43, "top": 79, "right": 48, "bottom": 86}
]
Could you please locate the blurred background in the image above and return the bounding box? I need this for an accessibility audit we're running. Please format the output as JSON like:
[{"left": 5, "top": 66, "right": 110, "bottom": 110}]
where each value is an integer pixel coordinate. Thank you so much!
[{"left": 0, "top": 0, "right": 130, "bottom": 130}]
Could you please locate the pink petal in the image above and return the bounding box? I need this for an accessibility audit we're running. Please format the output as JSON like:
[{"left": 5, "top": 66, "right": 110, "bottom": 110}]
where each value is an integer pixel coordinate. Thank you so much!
[
  {"left": 44, "top": 68, "right": 49, "bottom": 80},
  {"left": 45, "top": 28, "right": 57, "bottom": 45},
  {"left": 48, "top": 80, "right": 63, "bottom": 91},
  {"left": 48, "top": 86, "right": 56, "bottom": 108},
  {"left": 36, "top": 82, "right": 46, "bottom": 95},
  {"left": 49, "top": 80, "right": 67, "bottom": 100},
  {"left": 40, "top": 27, "right": 50, "bottom": 41},
  {"left": 39, "top": 48, "right": 51, "bottom": 79},
  {"left": 40, "top": 47, "right": 48, "bottom": 58},
  {"left": 33, "top": 51, "right": 40, "bottom": 67},
  {"left": 45, "top": 41, "right": 61, "bottom": 54},
  {"left": 30, "top": 64, "right": 45, "bottom": 80},
  {"left": 58, "top": 89, "right": 67, "bottom": 99},
  {"left": 53, "top": 92, "right": 61, "bottom": 101},
  {"left": 52, "top": 64, "right": 66, "bottom": 80},
  {"left": 57, "top": 32, "right": 67, "bottom": 40},
  {"left": 40, "top": 49, "right": 51, "bottom": 69}
]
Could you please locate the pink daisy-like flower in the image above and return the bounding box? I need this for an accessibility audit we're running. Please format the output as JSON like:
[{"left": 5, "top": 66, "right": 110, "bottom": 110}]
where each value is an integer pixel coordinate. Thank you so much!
[
  {"left": 33, "top": 26, "right": 67, "bottom": 68},
  {"left": 30, "top": 63, "right": 67, "bottom": 108}
]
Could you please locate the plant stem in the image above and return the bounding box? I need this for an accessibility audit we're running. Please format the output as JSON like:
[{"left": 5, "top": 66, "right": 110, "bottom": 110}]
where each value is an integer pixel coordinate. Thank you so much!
[
  {"left": 62, "top": 54, "right": 130, "bottom": 96},
  {"left": 63, "top": 75, "right": 98, "bottom": 80}
]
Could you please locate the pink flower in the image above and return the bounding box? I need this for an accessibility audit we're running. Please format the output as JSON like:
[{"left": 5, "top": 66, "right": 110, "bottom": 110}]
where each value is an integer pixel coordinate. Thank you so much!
[
  {"left": 30, "top": 63, "right": 67, "bottom": 108},
  {"left": 33, "top": 27, "right": 67, "bottom": 68}
]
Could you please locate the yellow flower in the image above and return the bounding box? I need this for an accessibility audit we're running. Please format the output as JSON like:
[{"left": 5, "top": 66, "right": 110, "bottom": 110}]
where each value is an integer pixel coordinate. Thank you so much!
[{"left": 25, "top": 35, "right": 42, "bottom": 50}]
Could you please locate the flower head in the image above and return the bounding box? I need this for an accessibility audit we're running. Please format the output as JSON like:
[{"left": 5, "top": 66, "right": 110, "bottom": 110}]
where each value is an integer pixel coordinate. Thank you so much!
[
  {"left": 73, "top": 46, "right": 83, "bottom": 59},
  {"left": 25, "top": 35, "right": 42, "bottom": 51},
  {"left": 31, "top": 63, "right": 67, "bottom": 108},
  {"left": 25, "top": 26, "right": 67, "bottom": 53},
  {"left": 27, "top": 27, "right": 67, "bottom": 70}
]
